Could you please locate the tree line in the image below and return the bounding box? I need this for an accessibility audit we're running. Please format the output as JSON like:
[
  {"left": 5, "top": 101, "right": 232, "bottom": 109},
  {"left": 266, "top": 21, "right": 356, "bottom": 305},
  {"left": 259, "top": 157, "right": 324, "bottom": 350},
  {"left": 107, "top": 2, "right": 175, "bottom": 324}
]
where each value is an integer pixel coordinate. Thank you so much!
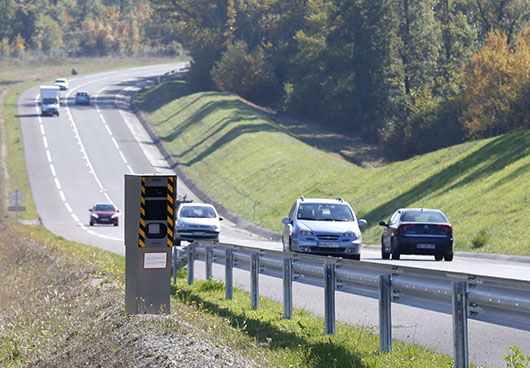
[
  {"left": 152, "top": 0, "right": 530, "bottom": 157},
  {"left": 0, "top": 0, "right": 183, "bottom": 58}
]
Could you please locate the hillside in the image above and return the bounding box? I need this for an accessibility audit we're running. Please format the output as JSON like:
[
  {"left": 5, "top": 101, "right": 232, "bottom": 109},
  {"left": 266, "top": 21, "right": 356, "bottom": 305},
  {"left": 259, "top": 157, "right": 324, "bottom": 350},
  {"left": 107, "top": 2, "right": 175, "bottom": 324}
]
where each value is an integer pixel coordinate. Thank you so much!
[{"left": 137, "top": 77, "right": 530, "bottom": 256}]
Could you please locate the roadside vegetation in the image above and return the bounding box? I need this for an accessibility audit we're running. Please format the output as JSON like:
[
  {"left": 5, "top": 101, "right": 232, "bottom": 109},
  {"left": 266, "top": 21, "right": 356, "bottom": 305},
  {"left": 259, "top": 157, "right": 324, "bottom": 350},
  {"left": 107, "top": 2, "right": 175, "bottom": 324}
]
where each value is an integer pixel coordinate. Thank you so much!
[
  {"left": 137, "top": 75, "right": 530, "bottom": 256},
  {"left": 1, "top": 221, "right": 459, "bottom": 367},
  {"left": 152, "top": 0, "right": 529, "bottom": 158}
]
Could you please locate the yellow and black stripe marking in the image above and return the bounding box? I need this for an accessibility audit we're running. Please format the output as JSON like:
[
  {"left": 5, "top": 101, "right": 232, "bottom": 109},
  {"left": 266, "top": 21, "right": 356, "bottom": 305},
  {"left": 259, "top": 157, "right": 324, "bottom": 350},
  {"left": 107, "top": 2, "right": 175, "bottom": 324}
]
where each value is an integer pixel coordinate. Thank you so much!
[
  {"left": 166, "top": 176, "right": 175, "bottom": 247},
  {"left": 138, "top": 176, "right": 146, "bottom": 247}
]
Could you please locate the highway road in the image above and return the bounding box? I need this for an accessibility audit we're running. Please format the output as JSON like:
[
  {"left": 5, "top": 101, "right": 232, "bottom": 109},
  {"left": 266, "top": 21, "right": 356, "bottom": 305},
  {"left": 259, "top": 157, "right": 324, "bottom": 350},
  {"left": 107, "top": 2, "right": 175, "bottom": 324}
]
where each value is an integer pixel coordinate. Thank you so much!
[{"left": 18, "top": 64, "right": 529, "bottom": 367}]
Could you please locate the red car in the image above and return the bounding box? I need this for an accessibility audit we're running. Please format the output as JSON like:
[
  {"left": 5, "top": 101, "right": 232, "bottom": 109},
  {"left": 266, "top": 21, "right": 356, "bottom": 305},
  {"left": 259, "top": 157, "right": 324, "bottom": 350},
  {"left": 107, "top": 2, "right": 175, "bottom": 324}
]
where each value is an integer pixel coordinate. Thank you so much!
[{"left": 89, "top": 203, "right": 120, "bottom": 226}]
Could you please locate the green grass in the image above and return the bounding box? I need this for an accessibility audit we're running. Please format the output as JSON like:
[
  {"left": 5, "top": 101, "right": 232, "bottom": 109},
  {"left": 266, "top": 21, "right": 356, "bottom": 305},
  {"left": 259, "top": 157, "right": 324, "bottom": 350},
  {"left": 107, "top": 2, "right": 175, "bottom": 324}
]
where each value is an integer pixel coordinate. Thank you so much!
[
  {"left": 137, "top": 76, "right": 530, "bottom": 255},
  {"left": 1, "top": 224, "right": 458, "bottom": 367},
  {"left": 174, "top": 276, "right": 455, "bottom": 367},
  {"left": 0, "top": 57, "right": 184, "bottom": 221}
]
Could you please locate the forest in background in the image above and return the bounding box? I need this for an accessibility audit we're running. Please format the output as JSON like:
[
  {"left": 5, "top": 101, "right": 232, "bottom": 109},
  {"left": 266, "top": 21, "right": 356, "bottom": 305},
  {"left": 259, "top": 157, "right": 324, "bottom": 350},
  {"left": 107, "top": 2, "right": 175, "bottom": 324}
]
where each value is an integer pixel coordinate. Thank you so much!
[
  {"left": 152, "top": 0, "right": 529, "bottom": 157},
  {"left": 1, "top": 0, "right": 529, "bottom": 157},
  {"left": 0, "top": 0, "right": 183, "bottom": 58}
]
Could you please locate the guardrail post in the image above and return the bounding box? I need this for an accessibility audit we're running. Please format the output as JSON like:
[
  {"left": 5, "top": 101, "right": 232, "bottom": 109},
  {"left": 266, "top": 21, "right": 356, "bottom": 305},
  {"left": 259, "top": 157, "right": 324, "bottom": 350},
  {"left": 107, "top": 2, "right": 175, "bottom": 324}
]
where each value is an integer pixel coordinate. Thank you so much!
[
  {"left": 187, "top": 243, "right": 195, "bottom": 285},
  {"left": 452, "top": 281, "right": 469, "bottom": 368},
  {"left": 325, "top": 263, "right": 336, "bottom": 334},
  {"left": 205, "top": 245, "right": 213, "bottom": 280},
  {"left": 251, "top": 253, "right": 260, "bottom": 309},
  {"left": 225, "top": 248, "right": 233, "bottom": 300},
  {"left": 379, "top": 274, "right": 392, "bottom": 352},
  {"left": 283, "top": 258, "right": 293, "bottom": 319}
]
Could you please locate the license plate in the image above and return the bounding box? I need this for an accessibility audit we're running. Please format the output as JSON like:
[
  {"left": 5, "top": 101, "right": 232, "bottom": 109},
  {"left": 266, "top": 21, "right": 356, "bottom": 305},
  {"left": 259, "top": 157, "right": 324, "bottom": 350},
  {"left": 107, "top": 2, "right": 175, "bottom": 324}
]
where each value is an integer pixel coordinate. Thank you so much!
[
  {"left": 319, "top": 241, "right": 339, "bottom": 248},
  {"left": 192, "top": 232, "right": 205, "bottom": 235},
  {"left": 417, "top": 243, "right": 436, "bottom": 249}
]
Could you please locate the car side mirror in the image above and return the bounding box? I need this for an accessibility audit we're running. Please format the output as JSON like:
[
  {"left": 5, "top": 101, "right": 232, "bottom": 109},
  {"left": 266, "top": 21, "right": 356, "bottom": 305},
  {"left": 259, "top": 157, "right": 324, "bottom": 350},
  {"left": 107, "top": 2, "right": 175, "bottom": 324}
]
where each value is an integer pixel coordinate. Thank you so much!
[
  {"left": 282, "top": 217, "right": 290, "bottom": 225},
  {"left": 117, "top": 209, "right": 120, "bottom": 212},
  {"left": 219, "top": 217, "right": 224, "bottom": 221},
  {"left": 358, "top": 219, "right": 368, "bottom": 227},
  {"left": 89, "top": 208, "right": 93, "bottom": 212},
  {"left": 378, "top": 221, "right": 386, "bottom": 227}
]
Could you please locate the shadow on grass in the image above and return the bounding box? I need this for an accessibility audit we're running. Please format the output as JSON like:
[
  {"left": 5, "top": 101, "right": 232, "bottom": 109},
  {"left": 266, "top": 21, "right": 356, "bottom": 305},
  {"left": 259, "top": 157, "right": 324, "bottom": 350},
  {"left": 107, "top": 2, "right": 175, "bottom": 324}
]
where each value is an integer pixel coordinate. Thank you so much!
[
  {"left": 136, "top": 74, "right": 200, "bottom": 114},
  {"left": 171, "top": 283, "right": 369, "bottom": 368},
  {"left": 363, "top": 130, "right": 530, "bottom": 224}
]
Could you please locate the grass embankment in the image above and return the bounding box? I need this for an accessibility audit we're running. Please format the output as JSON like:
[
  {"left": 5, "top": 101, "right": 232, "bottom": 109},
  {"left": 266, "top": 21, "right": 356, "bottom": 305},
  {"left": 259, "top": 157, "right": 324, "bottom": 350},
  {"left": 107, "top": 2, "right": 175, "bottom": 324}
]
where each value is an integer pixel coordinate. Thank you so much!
[
  {"left": 137, "top": 76, "right": 530, "bottom": 255},
  {"left": 0, "top": 224, "right": 456, "bottom": 367},
  {"left": 0, "top": 57, "right": 181, "bottom": 221}
]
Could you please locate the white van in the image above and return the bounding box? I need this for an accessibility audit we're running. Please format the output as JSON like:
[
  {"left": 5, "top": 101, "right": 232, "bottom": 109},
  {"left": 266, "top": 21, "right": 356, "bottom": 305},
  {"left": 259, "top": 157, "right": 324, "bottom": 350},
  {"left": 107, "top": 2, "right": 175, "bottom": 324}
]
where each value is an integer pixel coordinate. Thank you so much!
[{"left": 40, "top": 86, "right": 60, "bottom": 116}]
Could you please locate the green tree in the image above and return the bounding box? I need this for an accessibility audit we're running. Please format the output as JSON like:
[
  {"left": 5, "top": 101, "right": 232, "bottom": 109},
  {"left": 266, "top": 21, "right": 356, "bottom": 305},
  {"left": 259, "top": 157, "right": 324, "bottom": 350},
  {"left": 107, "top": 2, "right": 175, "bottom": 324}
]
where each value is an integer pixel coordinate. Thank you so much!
[{"left": 211, "top": 40, "right": 277, "bottom": 103}]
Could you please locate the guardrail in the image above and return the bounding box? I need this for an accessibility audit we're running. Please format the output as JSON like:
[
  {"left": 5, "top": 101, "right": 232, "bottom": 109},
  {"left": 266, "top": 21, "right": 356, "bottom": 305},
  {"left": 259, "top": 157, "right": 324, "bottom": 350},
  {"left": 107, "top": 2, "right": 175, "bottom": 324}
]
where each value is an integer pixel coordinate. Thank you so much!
[{"left": 172, "top": 242, "right": 530, "bottom": 367}]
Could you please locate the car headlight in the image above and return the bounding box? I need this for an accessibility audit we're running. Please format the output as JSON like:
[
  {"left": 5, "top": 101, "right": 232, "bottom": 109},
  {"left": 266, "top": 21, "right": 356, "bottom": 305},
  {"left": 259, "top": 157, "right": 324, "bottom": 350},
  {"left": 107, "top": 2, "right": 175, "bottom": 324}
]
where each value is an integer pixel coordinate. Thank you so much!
[
  {"left": 91, "top": 213, "right": 99, "bottom": 219},
  {"left": 111, "top": 213, "right": 119, "bottom": 219},
  {"left": 343, "top": 232, "right": 358, "bottom": 239},
  {"left": 297, "top": 229, "right": 313, "bottom": 236}
]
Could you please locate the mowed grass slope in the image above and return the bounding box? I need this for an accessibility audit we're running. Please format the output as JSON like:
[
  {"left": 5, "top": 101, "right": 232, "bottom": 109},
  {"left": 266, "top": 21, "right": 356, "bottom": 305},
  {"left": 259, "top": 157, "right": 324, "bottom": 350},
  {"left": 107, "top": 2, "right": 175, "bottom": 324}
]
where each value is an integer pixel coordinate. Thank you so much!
[{"left": 137, "top": 77, "right": 530, "bottom": 255}]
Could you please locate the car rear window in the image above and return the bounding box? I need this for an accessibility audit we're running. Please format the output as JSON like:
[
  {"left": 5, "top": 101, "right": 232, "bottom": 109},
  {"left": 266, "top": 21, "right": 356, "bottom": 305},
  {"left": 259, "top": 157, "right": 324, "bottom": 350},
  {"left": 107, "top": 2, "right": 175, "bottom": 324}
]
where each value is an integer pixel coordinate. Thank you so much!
[{"left": 400, "top": 210, "right": 447, "bottom": 223}]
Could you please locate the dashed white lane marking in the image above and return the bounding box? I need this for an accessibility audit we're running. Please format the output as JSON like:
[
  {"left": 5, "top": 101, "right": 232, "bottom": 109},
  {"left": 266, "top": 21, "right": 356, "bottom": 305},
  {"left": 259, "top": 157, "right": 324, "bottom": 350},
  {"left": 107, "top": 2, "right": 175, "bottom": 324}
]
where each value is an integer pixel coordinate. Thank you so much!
[
  {"left": 95, "top": 86, "right": 133, "bottom": 173},
  {"left": 34, "top": 64, "right": 180, "bottom": 242},
  {"left": 54, "top": 177, "right": 61, "bottom": 190},
  {"left": 34, "top": 82, "right": 123, "bottom": 241}
]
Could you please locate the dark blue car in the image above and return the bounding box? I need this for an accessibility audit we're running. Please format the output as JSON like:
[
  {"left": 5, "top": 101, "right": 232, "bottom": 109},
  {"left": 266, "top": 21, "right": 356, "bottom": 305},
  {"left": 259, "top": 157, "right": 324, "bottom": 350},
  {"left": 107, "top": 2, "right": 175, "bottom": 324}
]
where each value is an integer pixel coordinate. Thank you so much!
[
  {"left": 75, "top": 91, "right": 90, "bottom": 105},
  {"left": 379, "top": 208, "right": 453, "bottom": 261}
]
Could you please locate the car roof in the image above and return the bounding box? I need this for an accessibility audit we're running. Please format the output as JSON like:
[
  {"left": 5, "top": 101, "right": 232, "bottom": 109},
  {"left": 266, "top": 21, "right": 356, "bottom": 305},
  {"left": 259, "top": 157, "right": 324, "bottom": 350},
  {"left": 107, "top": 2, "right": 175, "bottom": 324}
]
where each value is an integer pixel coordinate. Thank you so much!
[
  {"left": 180, "top": 203, "right": 215, "bottom": 209},
  {"left": 400, "top": 208, "right": 443, "bottom": 213},
  {"left": 298, "top": 198, "right": 349, "bottom": 204},
  {"left": 55, "top": 78, "right": 66, "bottom": 81},
  {"left": 94, "top": 203, "right": 115, "bottom": 207}
]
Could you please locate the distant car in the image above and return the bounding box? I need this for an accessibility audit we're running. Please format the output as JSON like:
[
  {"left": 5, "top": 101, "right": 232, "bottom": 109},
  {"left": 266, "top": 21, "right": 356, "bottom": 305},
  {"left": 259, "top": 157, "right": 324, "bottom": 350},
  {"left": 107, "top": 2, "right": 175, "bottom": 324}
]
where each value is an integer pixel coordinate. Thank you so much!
[
  {"left": 282, "top": 197, "right": 367, "bottom": 260},
  {"left": 53, "top": 78, "right": 69, "bottom": 90},
  {"left": 75, "top": 91, "right": 90, "bottom": 105},
  {"left": 175, "top": 203, "right": 222, "bottom": 245},
  {"left": 89, "top": 203, "right": 120, "bottom": 226},
  {"left": 379, "top": 208, "right": 453, "bottom": 261}
]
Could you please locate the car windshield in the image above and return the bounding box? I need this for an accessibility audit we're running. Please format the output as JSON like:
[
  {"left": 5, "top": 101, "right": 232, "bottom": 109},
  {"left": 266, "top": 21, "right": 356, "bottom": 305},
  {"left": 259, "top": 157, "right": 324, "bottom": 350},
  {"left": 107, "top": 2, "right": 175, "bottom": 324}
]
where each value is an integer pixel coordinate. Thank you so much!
[
  {"left": 180, "top": 206, "right": 217, "bottom": 218},
  {"left": 297, "top": 203, "right": 354, "bottom": 221},
  {"left": 94, "top": 204, "right": 115, "bottom": 212},
  {"left": 55, "top": 79, "right": 65, "bottom": 83},
  {"left": 400, "top": 210, "right": 447, "bottom": 223},
  {"left": 43, "top": 98, "right": 58, "bottom": 104}
]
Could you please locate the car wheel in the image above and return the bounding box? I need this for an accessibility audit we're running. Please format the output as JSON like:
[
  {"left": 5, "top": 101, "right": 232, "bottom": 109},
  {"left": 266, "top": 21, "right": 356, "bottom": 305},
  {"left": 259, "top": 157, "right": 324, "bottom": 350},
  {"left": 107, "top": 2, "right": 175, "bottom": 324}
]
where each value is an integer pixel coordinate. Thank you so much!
[
  {"left": 434, "top": 254, "right": 443, "bottom": 261},
  {"left": 382, "top": 250, "right": 390, "bottom": 260},
  {"left": 444, "top": 253, "right": 454, "bottom": 262},
  {"left": 350, "top": 254, "right": 361, "bottom": 261},
  {"left": 113, "top": 221, "right": 118, "bottom": 227},
  {"left": 288, "top": 237, "right": 293, "bottom": 252},
  {"left": 89, "top": 221, "right": 94, "bottom": 226},
  {"left": 390, "top": 239, "right": 400, "bottom": 260}
]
